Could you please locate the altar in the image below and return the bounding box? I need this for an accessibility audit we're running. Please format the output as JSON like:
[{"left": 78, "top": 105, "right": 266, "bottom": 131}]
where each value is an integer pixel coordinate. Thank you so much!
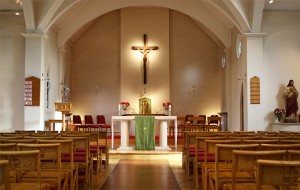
[{"left": 111, "top": 116, "right": 177, "bottom": 150}]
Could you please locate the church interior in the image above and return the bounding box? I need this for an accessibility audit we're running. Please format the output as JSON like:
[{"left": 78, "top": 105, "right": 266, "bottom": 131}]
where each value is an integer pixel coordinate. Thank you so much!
[{"left": 1, "top": 0, "right": 300, "bottom": 189}]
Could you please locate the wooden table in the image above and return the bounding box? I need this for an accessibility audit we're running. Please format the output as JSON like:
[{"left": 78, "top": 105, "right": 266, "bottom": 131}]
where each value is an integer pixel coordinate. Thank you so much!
[{"left": 45, "top": 119, "right": 69, "bottom": 131}]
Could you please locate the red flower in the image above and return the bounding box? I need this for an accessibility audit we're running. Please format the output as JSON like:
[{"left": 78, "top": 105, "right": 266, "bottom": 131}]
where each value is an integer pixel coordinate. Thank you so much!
[
  {"left": 162, "top": 102, "right": 171, "bottom": 107},
  {"left": 120, "top": 102, "right": 130, "bottom": 109},
  {"left": 274, "top": 108, "right": 285, "bottom": 117}
]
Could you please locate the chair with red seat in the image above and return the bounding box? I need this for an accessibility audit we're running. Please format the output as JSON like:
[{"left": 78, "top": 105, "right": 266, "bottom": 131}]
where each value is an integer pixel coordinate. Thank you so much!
[
  {"left": 84, "top": 115, "right": 100, "bottom": 131},
  {"left": 96, "top": 115, "right": 111, "bottom": 134},
  {"left": 73, "top": 115, "right": 88, "bottom": 131}
]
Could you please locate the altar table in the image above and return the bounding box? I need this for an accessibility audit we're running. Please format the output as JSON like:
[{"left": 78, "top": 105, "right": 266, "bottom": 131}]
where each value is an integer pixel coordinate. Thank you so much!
[{"left": 111, "top": 116, "right": 178, "bottom": 150}]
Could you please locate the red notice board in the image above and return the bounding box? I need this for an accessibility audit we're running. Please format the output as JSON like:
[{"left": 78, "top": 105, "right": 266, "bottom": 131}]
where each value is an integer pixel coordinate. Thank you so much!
[{"left": 24, "top": 76, "right": 40, "bottom": 106}]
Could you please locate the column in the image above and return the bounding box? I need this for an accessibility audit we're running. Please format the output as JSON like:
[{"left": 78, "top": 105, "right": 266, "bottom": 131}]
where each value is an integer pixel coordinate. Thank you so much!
[
  {"left": 157, "top": 120, "right": 171, "bottom": 150},
  {"left": 22, "top": 33, "right": 48, "bottom": 131},
  {"left": 244, "top": 33, "right": 267, "bottom": 131},
  {"left": 118, "top": 120, "right": 134, "bottom": 150},
  {"left": 58, "top": 47, "right": 65, "bottom": 101}
]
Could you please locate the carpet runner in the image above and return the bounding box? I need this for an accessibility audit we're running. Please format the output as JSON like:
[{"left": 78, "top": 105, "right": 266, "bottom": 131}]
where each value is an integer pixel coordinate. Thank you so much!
[{"left": 100, "top": 159, "right": 180, "bottom": 190}]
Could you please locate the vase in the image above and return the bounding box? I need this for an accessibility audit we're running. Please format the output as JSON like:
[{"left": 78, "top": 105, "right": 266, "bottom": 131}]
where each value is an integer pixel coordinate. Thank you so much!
[{"left": 274, "top": 116, "right": 280, "bottom": 123}]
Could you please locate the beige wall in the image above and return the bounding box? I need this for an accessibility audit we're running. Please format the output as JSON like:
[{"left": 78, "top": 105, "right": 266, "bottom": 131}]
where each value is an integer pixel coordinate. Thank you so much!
[
  {"left": 120, "top": 8, "right": 170, "bottom": 114},
  {"left": 71, "top": 10, "right": 120, "bottom": 123},
  {"left": 170, "top": 10, "right": 221, "bottom": 117},
  {"left": 68, "top": 8, "right": 221, "bottom": 125}
]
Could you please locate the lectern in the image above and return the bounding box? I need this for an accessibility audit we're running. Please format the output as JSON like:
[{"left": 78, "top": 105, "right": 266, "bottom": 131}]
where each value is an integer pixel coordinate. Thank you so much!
[{"left": 55, "top": 102, "right": 72, "bottom": 131}]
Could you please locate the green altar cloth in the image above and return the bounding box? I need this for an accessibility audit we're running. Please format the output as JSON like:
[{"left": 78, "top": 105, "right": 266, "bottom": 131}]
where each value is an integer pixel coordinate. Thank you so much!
[{"left": 135, "top": 116, "right": 155, "bottom": 150}]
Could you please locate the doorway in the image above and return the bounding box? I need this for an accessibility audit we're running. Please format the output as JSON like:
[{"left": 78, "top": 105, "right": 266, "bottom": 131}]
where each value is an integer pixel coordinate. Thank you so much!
[{"left": 240, "top": 83, "right": 244, "bottom": 131}]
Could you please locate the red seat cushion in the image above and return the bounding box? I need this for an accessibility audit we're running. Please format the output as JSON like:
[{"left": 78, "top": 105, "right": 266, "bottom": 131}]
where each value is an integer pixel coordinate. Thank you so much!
[
  {"left": 197, "top": 155, "right": 215, "bottom": 162},
  {"left": 62, "top": 155, "right": 88, "bottom": 162}
]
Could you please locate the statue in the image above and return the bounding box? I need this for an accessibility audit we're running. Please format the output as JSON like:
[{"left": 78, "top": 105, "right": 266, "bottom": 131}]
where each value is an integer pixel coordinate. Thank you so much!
[{"left": 284, "top": 79, "right": 298, "bottom": 121}]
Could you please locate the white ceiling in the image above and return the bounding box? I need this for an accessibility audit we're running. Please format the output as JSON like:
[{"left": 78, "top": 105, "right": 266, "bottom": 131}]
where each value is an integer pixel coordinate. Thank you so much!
[
  {"left": 264, "top": 0, "right": 300, "bottom": 11},
  {"left": 0, "top": 0, "right": 300, "bottom": 12},
  {"left": 0, "top": 0, "right": 22, "bottom": 11}
]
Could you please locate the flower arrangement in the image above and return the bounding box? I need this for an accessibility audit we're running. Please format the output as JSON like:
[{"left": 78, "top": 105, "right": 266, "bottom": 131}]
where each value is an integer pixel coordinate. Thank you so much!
[
  {"left": 162, "top": 102, "right": 172, "bottom": 110},
  {"left": 120, "top": 102, "right": 130, "bottom": 110},
  {"left": 274, "top": 108, "right": 286, "bottom": 121}
]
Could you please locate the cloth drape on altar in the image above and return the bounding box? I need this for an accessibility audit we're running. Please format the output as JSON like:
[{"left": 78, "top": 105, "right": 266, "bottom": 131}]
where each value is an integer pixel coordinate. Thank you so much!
[{"left": 135, "top": 116, "right": 155, "bottom": 150}]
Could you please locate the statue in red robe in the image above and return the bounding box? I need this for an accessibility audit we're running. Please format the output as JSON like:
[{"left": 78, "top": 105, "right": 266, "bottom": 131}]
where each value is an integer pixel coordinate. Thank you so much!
[{"left": 285, "top": 80, "right": 298, "bottom": 119}]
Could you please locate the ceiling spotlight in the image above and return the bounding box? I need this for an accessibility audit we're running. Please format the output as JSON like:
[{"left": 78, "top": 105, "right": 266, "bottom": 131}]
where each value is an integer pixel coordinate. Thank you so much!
[
  {"left": 15, "top": 12, "right": 20, "bottom": 16},
  {"left": 269, "top": 0, "right": 274, "bottom": 3}
]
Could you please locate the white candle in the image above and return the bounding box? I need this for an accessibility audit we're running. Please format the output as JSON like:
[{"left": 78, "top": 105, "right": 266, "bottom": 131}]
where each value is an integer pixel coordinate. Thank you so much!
[
  {"left": 118, "top": 104, "right": 121, "bottom": 111},
  {"left": 169, "top": 105, "right": 172, "bottom": 111}
]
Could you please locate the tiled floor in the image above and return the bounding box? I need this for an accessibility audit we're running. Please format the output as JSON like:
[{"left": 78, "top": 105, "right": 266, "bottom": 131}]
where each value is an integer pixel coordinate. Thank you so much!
[{"left": 91, "top": 149, "right": 195, "bottom": 190}]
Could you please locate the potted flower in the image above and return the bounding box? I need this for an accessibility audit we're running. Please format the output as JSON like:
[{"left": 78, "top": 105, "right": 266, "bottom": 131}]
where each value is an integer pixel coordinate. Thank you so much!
[
  {"left": 162, "top": 102, "right": 172, "bottom": 110},
  {"left": 120, "top": 102, "right": 130, "bottom": 110},
  {"left": 274, "top": 108, "right": 286, "bottom": 123}
]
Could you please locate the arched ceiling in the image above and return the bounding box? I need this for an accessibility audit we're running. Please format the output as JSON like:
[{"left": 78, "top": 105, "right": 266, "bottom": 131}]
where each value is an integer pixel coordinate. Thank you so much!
[{"left": 9, "top": 0, "right": 276, "bottom": 48}]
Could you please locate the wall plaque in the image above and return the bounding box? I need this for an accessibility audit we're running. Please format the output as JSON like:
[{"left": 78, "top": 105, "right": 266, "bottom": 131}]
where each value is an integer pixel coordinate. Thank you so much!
[
  {"left": 24, "top": 76, "right": 40, "bottom": 106},
  {"left": 250, "top": 76, "right": 260, "bottom": 104}
]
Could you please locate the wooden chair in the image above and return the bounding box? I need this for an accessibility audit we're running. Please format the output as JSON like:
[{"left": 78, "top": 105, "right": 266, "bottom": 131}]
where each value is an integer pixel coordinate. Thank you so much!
[
  {"left": 78, "top": 132, "right": 101, "bottom": 174},
  {"left": 0, "top": 160, "right": 10, "bottom": 190},
  {"left": 0, "top": 150, "right": 50, "bottom": 190},
  {"left": 37, "top": 139, "right": 78, "bottom": 190},
  {"left": 201, "top": 139, "right": 242, "bottom": 190},
  {"left": 94, "top": 131, "right": 109, "bottom": 169},
  {"left": 184, "top": 132, "right": 217, "bottom": 179},
  {"left": 182, "top": 131, "right": 214, "bottom": 170},
  {"left": 0, "top": 139, "right": 36, "bottom": 144},
  {"left": 84, "top": 115, "right": 100, "bottom": 131},
  {"left": 242, "top": 139, "right": 279, "bottom": 144},
  {"left": 0, "top": 136, "right": 24, "bottom": 140},
  {"left": 192, "top": 135, "right": 226, "bottom": 189},
  {"left": 73, "top": 115, "right": 88, "bottom": 132},
  {"left": 57, "top": 136, "right": 92, "bottom": 189},
  {"left": 260, "top": 143, "right": 300, "bottom": 151},
  {"left": 185, "top": 116, "right": 206, "bottom": 132},
  {"left": 208, "top": 144, "right": 260, "bottom": 190},
  {"left": 17, "top": 143, "right": 69, "bottom": 190},
  {"left": 0, "top": 143, "right": 16, "bottom": 151},
  {"left": 96, "top": 115, "right": 111, "bottom": 134},
  {"left": 15, "top": 130, "right": 36, "bottom": 134},
  {"left": 168, "top": 116, "right": 185, "bottom": 137},
  {"left": 205, "top": 115, "right": 221, "bottom": 132},
  {"left": 224, "top": 159, "right": 300, "bottom": 190},
  {"left": 223, "top": 150, "right": 287, "bottom": 190},
  {"left": 287, "top": 150, "right": 300, "bottom": 160}
]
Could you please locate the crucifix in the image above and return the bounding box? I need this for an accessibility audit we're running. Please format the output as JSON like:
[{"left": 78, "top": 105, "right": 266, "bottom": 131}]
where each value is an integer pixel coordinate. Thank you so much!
[{"left": 132, "top": 34, "right": 158, "bottom": 84}]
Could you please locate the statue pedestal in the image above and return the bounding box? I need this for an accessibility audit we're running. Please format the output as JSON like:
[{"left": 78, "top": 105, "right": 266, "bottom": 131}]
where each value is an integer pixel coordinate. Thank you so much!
[{"left": 284, "top": 119, "right": 297, "bottom": 123}]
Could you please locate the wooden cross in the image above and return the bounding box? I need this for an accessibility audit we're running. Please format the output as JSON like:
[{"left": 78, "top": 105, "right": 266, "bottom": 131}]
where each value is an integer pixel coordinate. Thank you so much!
[{"left": 132, "top": 34, "right": 158, "bottom": 84}]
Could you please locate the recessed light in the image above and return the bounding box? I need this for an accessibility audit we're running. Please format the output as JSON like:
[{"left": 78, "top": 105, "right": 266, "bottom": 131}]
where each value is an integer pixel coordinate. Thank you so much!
[
  {"left": 15, "top": 12, "right": 20, "bottom": 16},
  {"left": 269, "top": 0, "right": 274, "bottom": 3}
]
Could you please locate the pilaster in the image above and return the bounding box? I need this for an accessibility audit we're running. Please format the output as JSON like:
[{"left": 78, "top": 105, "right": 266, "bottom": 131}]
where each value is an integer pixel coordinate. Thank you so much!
[{"left": 22, "top": 32, "right": 48, "bottom": 130}]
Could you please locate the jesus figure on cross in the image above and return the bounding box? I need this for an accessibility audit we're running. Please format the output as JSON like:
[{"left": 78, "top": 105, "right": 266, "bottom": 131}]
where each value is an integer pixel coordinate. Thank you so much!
[{"left": 132, "top": 34, "right": 158, "bottom": 84}]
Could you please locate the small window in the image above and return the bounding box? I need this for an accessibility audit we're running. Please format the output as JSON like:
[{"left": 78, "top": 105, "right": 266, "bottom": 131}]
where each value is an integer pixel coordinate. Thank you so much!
[
  {"left": 236, "top": 34, "right": 242, "bottom": 59},
  {"left": 221, "top": 51, "right": 226, "bottom": 68}
]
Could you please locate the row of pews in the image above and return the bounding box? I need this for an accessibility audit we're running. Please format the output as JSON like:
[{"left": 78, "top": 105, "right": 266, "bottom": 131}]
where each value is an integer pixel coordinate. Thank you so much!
[
  {"left": 182, "top": 130, "right": 300, "bottom": 190},
  {"left": 0, "top": 130, "right": 109, "bottom": 190}
]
